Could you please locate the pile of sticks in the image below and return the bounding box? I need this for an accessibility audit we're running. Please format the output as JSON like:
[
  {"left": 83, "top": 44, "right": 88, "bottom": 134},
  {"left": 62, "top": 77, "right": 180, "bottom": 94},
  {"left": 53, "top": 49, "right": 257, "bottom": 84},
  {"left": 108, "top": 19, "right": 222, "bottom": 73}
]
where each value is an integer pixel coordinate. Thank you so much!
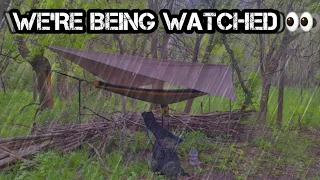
[
  {"left": 154, "top": 110, "right": 255, "bottom": 135},
  {"left": 0, "top": 120, "right": 116, "bottom": 170},
  {"left": 0, "top": 109, "right": 255, "bottom": 170}
]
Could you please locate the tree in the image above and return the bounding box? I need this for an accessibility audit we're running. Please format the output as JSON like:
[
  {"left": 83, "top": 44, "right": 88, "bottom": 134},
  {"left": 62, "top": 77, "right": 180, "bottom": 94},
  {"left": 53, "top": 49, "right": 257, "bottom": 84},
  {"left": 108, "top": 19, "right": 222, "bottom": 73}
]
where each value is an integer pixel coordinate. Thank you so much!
[
  {"left": 16, "top": 37, "right": 54, "bottom": 110},
  {"left": 184, "top": 34, "right": 204, "bottom": 113},
  {"left": 0, "top": 0, "right": 11, "bottom": 30},
  {"left": 221, "top": 34, "right": 252, "bottom": 110}
]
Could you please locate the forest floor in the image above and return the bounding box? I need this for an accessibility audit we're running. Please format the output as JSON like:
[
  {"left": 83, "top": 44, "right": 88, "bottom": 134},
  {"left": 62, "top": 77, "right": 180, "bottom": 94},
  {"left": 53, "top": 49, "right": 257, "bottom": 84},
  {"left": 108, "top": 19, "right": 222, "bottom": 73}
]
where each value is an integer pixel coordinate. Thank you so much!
[{"left": 0, "top": 87, "right": 319, "bottom": 179}]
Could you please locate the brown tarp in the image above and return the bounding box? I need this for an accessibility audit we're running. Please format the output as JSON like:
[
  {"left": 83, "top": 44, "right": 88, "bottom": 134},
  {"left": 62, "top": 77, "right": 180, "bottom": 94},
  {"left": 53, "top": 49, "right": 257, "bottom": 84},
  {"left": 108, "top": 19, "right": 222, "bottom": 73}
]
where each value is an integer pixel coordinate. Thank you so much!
[
  {"left": 48, "top": 46, "right": 237, "bottom": 101},
  {"left": 90, "top": 81, "right": 207, "bottom": 104}
]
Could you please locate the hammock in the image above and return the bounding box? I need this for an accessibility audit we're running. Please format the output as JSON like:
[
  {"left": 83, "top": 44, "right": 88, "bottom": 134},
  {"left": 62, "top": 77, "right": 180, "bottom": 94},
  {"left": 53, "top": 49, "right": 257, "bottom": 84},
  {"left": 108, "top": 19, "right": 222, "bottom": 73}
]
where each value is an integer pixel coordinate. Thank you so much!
[{"left": 90, "top": 81, "right": 206, "bottom": 105}]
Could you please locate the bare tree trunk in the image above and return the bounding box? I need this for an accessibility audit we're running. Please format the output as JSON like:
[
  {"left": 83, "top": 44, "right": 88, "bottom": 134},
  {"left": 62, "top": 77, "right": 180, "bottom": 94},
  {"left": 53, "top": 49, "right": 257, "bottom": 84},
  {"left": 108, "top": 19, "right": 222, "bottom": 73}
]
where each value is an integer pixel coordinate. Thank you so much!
[
  {"left": 16, "top": 37, "right": 54, "bottom": 110},
  {"left": 277, "top": 49, "right": 293, "bottom": 125},
  {"left": 149, "top": 0, "right": 160, "bottom": 111},
  {"left": 138, "top": 35, "right": 149, "bottom": 57},
  {"left": 131, "top": 34, "right": 150, "bottom": 107},
  {"left": 114, "top": 94, "right": 119, "bottom": 105},
  {"left": 277, "top": 68, "right": 285, "bottom": 126},
  {"left": 257, "top": 1, "right": 295, "bottom": 123},
  {"left": 202, "top": 34, "right": 216, "bottom": 63},
  {"left": 201, "top": 1, "right": 216, "bottom": 63},
  {"left": 149, "top": 0, "right": 158, "bottom": 59},
  {"left": 0, "top": 77, "right": 5, "bottom": 93},
  {"left": 184, "top": 34, "right": 204, "bottom": 114},
  {"left": 259, "top": 75, "right": 271, "bottom": 122},
  {"left": 131, "top": 35, "right": 139, "bottom": 56},
  {"left": 113, "top": 34, "right": 125, "bottom": 54},
  {"left": 129, "top": 35, "right": 139, "bottom": 107},
  {"left": 31, "top": 55, "right": 54, "bottom": 110},
  {"left": 0, "top": 0, "right": 11, "bottom": 30},
  {"left": 151, "top": 0, "right": 173, "bottom": 107},
  {"left": 113, "top": 34, "right": 127, "bottom": 112},
  {"left": 122, "top": 96, "right": 127, "bottom": 113}
]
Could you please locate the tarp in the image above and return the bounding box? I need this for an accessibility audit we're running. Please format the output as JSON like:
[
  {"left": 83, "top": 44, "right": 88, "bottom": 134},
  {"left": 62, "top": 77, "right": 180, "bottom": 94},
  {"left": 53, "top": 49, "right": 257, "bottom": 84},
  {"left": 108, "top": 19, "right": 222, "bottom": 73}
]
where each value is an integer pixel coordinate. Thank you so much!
[
  {"left": 90, "top": 81, "right": 206, "bottom": 105},
  {"left": 48, "top": 46, "right": 237, "bottom": 101}
]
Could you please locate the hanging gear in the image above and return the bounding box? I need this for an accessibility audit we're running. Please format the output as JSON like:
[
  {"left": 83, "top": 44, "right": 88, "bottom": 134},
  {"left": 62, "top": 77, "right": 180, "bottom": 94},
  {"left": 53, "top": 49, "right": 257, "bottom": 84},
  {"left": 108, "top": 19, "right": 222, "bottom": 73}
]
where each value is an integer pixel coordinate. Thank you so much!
[
  {"left": 161, "top": 104, "right": 169, "bottom": 116},
  {"left": 142, "top": 112, "right": 186, "bottom": 179},
  {"left": 151, "top": 138, "right": 185, "bottom": 179}
]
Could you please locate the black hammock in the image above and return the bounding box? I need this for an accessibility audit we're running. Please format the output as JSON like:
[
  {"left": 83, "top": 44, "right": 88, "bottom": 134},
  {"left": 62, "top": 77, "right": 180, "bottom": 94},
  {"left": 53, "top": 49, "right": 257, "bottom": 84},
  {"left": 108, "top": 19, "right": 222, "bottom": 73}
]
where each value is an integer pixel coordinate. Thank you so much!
[{"left": 90, "top": 81, "right": 207, "bottom": 105}]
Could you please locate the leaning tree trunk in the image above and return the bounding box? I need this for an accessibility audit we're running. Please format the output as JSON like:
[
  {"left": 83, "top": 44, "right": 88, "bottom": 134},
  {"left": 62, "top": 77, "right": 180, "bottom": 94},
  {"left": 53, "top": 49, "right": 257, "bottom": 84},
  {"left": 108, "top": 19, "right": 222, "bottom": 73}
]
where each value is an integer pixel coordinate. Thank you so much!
[
  {"left": 16, "top": 37, "right": 54, "bottom": 110},
  {"left": 30, "top": 55, "right": 54, "bottom": 110}
]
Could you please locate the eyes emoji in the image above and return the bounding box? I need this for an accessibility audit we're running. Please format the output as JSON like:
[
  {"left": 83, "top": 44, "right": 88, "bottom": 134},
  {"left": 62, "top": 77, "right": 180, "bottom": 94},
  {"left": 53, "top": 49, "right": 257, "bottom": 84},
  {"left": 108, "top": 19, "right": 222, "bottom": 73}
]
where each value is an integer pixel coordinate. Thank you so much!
[
  {"left": 286, "top": 12, "right": 317, "bottom": 32},
  {"left": 286, "top": 12, "right": 299, "bottom": 32}
]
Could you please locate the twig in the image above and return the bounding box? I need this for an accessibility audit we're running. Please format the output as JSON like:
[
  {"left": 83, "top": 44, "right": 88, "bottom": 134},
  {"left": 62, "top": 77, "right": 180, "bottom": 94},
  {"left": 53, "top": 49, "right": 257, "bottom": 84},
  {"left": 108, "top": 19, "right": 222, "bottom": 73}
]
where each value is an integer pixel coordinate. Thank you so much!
[
  {"left": 82, "top": 106, "right": 113, "bottom": 122},
  {"left": 0, "top": 145, "right": 29, "bottom": 162},
  {"left": 0, "top": 77, "right": 5, "bottom": 94},
  {"left": 19, "top": 103, "right": 40, "bottom": 114}
]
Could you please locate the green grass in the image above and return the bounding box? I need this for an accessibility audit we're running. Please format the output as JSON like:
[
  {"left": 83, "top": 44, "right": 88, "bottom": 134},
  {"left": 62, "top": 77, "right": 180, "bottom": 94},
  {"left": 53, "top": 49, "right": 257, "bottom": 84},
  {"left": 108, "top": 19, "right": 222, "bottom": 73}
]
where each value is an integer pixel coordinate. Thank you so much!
[{"left": 267, "top": 87, "right": 320, "bottom": 128}]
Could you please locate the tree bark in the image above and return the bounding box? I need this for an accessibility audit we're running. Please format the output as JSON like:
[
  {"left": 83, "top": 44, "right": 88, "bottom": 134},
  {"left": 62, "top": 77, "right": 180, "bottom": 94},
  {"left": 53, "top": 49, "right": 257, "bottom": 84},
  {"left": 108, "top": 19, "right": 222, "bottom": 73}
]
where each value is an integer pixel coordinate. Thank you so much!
[
  {"left": 184, "top": 34, "right": 204, "bottom": 114},
  {"left": 277, "top": 48, "right": 293, "bottom": 125},
  {"left": 114, "top": 94, "right": 119, "bottom": 105},
  {"left": 16, "top": 37, "right": 53, "bottom": 110},
  {"left": 201, "top": 1, "right": 216, "bottom": 63},
  {"left": 149, "top": 0, "right": 158, "bottom": 59},
  {"left": 257, "top": 1, "right": 295, "bottom": 123},
  {"left": 202, "top": 34, "right": 216, "bottom": 63},
  {"left": 0, "top": 0, "right": 11, "bottom": 30},
  {"left": 138, "top": 35, "right": 149, "bottom": 57},
  {"left": 258, "top": 33, "right": 292, "bottom": 122},
  {"left": 258, "top": 74, "right": 271, "bottom": 122},
  {"left": 277, "top": 68, "right": 285, "bottom": 126},
  {"left": 0, "top": 77, "right": 5, "bottom": 93},
  {"left": 30, "top": 55, "right": 54, "bottom": 110}
]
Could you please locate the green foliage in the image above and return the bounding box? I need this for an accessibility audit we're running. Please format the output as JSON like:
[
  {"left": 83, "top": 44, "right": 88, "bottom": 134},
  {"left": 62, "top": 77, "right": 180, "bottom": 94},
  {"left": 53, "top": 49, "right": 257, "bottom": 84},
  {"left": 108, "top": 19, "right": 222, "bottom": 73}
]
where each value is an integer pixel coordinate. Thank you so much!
[
  {"left": 252, "top": 136, "right": 272, "bottom": 150},
  {"left": 178, "top": 131, "right": 218, "bottom": 157},
  {"left": 215, "top": 143, "right": 245, "bottom": 173},
  {"left": 2, "top": 62, "right": 33, "bottom": 91},
  {"left": 247, "top": 72, "right": 261, "bottom": 93},
  {"left": 273, "top": 131, "right": 311, "bottom": 164},
  {"left": 126, "top": 131, "right": 152, "bottom": 153}
]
